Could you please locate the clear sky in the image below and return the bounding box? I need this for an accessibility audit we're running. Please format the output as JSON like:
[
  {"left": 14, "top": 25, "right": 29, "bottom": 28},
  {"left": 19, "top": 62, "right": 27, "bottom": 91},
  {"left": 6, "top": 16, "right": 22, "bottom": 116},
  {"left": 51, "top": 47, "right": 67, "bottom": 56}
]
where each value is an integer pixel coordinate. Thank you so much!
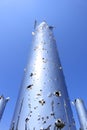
[{"left": 0, "top": 0, "right": 87, "bottom": 129}]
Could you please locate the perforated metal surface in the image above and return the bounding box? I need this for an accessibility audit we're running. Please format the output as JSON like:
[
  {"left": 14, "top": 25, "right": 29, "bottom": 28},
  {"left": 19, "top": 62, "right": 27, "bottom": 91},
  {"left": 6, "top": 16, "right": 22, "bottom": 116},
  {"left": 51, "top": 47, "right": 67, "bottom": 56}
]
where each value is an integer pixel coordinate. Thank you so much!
[{"left": 10, "top": 22, "right": 76, "bottom": 130}]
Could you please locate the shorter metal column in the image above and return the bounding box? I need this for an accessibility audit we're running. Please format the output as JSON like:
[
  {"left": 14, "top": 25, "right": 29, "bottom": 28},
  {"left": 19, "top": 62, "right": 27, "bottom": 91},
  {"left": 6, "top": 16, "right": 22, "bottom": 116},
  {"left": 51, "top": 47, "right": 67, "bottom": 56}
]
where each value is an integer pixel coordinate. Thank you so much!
[
  {"left": 74, "top": 98, "right": 87, "bottom": 130},
  {"left": 0, "top": 95, "right": 10, "bottom": 120}
]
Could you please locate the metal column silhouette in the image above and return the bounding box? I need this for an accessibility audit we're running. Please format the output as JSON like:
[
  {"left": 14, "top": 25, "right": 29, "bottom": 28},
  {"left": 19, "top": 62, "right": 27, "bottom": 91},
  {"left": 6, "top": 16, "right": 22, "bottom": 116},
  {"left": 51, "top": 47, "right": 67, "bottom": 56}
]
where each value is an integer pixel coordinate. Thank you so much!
[
  {"left": 10, "top": 22, "right": 76, "bottom": 130},
  {"left": 75, "top": 98, "right": 87, "bottom": 130},
  {"left": 0, "top": 95, "right": 9, "bottom": 120}
]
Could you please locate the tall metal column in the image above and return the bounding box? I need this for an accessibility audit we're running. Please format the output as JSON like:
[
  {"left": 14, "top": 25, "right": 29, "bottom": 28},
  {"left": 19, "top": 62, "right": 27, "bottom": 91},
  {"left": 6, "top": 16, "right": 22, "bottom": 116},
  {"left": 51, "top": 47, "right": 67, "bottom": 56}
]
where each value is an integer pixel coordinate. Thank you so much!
[
  {"left": 74, "top": 98, "right": 87, "bottom": 130},
  {"left": 10, "top": 22, "right": 76, "bottom": 130},
  {"left": 0, "top": 95, "right": 9, "bottom": 120}
]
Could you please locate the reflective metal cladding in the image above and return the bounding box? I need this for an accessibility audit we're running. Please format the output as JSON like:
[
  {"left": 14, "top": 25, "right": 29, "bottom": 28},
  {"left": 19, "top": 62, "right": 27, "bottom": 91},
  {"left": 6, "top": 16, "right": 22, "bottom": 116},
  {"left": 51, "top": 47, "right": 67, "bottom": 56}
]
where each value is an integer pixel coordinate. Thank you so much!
[
  {"left": 75, "top": 98, "right": 87, "bottom": 130},
  {"left": 10, "top": 22, "right": 76, "bottom": 130},
  {"left": 0, "top": 95, "right": 9, "bottom": 120}
]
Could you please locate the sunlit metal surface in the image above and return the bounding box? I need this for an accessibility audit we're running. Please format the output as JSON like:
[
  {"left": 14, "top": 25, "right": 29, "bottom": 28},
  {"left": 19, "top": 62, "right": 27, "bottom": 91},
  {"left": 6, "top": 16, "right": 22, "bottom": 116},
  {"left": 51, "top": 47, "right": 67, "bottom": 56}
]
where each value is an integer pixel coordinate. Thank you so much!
[
  {"left": 0, "top": 95, "right": 9, "bottom": 120},
  {"left": 10, "top": 22, "right": 76, "bottom": 130},
  {"left": 75, "top": 98, "right": 87, "bottom": 130}
]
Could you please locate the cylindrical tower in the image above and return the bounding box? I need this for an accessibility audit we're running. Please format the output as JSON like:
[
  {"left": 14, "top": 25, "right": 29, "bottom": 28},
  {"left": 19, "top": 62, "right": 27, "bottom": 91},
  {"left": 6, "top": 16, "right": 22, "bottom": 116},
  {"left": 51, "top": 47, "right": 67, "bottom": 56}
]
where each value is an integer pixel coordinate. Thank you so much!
[
  {"left": 10, "top": 22, "right": 76, "bottom": 130},
  {"left": 0, "top": 95, "right": 9, "bottom": 120},
  {"left": 74, "top": 98, "right": 87, "bottom": 130}
]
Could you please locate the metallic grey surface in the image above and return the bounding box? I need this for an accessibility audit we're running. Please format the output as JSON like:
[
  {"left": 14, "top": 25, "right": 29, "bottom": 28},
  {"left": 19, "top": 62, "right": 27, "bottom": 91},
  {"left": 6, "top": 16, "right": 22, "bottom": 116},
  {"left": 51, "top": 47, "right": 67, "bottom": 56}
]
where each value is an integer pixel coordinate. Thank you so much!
[
  {"left": 0, "top": 95, "right": 9, "bottom": 120},
  {"left": 10, "top": 22, "right": 76, "bottom": 130},
  {"left": 75, "top": 98, "right": 87, "bottom": 130}
]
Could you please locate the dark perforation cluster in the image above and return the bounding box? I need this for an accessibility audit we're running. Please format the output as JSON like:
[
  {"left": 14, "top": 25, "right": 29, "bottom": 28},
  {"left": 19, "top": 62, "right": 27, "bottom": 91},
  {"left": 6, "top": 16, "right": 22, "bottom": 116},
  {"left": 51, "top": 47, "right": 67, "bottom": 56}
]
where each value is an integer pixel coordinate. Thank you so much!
[
  {"left": 39, "top": 99, "right": 45, "bottom": 106},
  {"left": 54, "top": 91, "right": 61, "bottom": 97},
  {"left": 55, "top": 119, "right": 65, "bottom": 129}
]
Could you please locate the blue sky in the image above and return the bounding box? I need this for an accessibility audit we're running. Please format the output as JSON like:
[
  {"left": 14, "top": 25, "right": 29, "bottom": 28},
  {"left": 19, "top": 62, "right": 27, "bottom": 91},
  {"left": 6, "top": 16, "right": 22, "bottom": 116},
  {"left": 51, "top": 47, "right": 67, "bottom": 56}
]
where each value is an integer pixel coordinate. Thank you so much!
[{"left": 0, "top": 0, "right": 87, "bottom": 129}]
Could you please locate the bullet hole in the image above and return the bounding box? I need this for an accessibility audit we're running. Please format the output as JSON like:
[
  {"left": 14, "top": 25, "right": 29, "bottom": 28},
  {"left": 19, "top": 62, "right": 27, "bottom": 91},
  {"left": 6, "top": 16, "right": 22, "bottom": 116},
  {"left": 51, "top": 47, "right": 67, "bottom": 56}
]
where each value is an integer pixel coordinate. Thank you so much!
[
  {"left": 39, "top": 99, "right": 45, "bottom": 105},
  {"left": 43, "top": 121, "right": 46, "bottom": 124},
  {"left": 25, "top": 117, "right": 29, "bottom": 122},
  {"left": 30, "top": 73, "right": 33, "bottom": 77},
  {"left": 34, "top": 106, "right": 38, "bottom": 109},
  {"left": 44, "top": 82, "right": 46, "bottom": 84},
  {"left": 74, "top": 99, "right": 77, "bottom": 103},
  {"left": 57, "top": 102, "right": 60, "bottom": 105},
  {"left": 37, "top": 93, "right": 41, "bottom": 96},
  {"left": 55, "top": 119, "right": 65, "bottom": 129},
  {"left": 50, "top": 112, "right": 55, "bottom": 116},
  {"left": 46, "top": 116, "right": 49, "bottom": 119},
  {"left": 27, "top": 84, "right": 33, "bottom": 89},
  {"left": 30, "top": 73, "right": 36, "bottom": 77},
  {"left": 54, "top": 91, "right": 61, "bottom": 97},
  {"left": 49, "top": 26, "right": 54, "bottom": 30},
  {"left": 42, "top": 117, "right": 44, "bottom": 120},
  {"left": 38, "top": 118, "right": 40, "bottom": 120},
  {"left": 42, "top": 58, "right": 48, "bottom": 63}
]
